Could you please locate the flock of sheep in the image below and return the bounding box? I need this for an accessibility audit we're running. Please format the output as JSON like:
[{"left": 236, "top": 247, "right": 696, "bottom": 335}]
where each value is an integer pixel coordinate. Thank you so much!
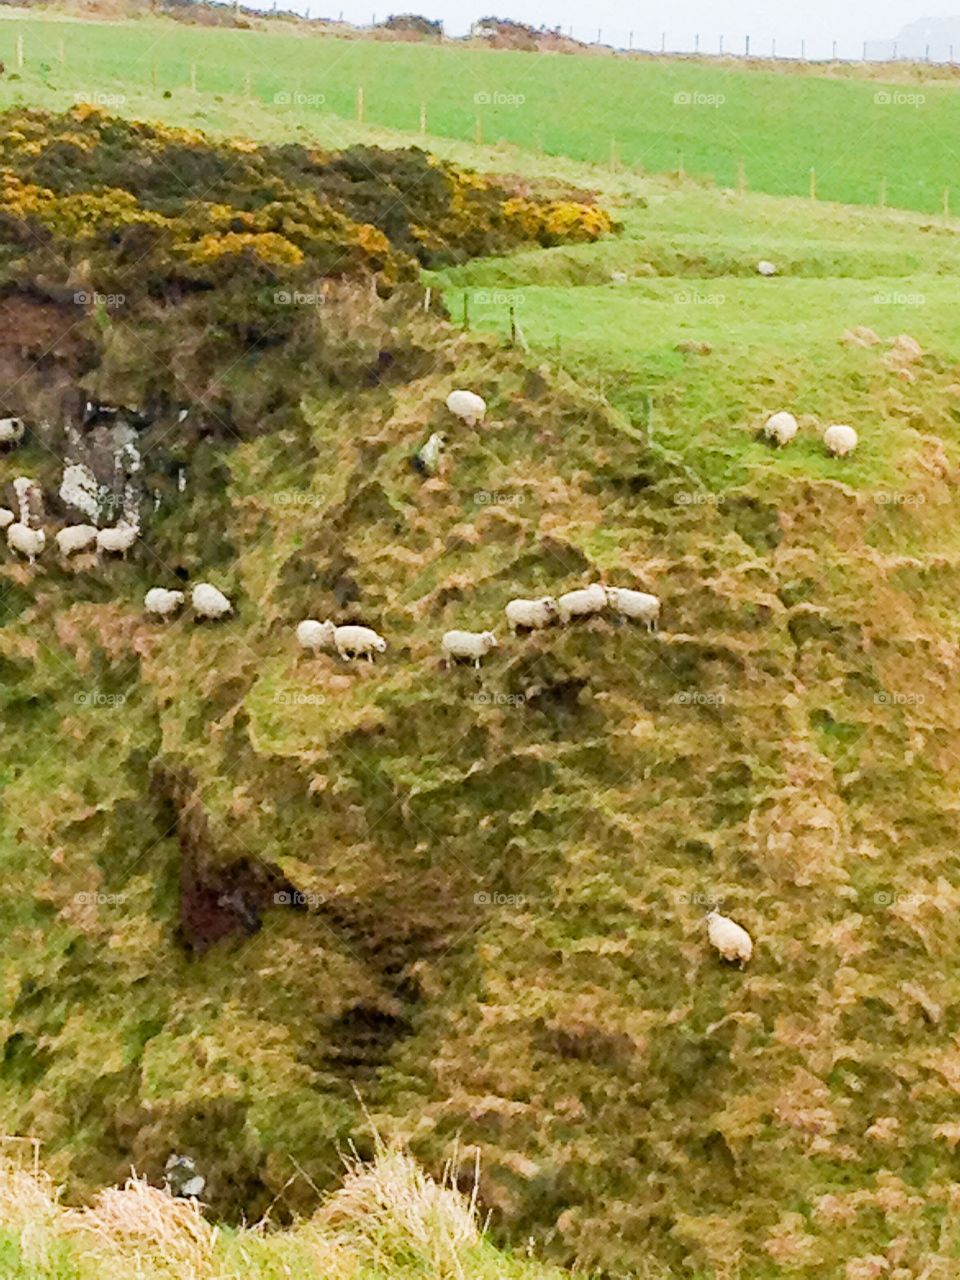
[
  {"left": 763, "top": 411, "right": 858, "bottom": 457},
  {"left": 1, "top": 389, "right": 757, "bottom": 964}
]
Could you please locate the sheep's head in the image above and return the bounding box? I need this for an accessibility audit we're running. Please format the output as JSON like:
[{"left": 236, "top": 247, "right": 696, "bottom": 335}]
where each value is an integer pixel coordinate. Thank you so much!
[
  {"left": 481, "top": 631, "right": 498, "bottom": 648},
  {"left": 541, "top": 597, "right": 559, "bottom": 617},
  {"left": 605, "top": 587, "right": 620, "bottom": 605},
  {"left": 374, "top": 635, "right": 387, "bottom": 652}
]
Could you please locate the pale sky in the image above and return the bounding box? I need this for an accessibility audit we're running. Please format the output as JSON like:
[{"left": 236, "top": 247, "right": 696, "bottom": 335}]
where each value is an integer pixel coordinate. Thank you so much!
[{"left": 302, "top": 1, "right": 960, "bottom": 58}]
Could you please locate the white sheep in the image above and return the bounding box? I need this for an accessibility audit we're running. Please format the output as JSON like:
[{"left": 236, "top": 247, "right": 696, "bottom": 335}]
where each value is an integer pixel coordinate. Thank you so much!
[
  {"left": 446, "top": 389, "right": 486, "bottom": 427},
  {"left": 441, "top": 629, "right": 498, "bottom": 669},
  {"left": 0, "top": 508, "right": 13, "bottom": 529},
  {"left": 192, "top": 583, "right": 233, "bottom": 620},
  {"left": 412, "top": 432, "right": 446, "bottom": 476},
  {"left": 0, "top": 417, "right": 24, "bottom": 447},
  {"left": 606, "top": 587, "right": 661, "bottom": 631},
  {"left": 56, "top": 524, "right": 99, "bottom": 557},
  {"left": 763, "top": 410, "right": 798, "bottom": 448},
  {"left": 706, "top": 909, "right": 753, "bottom": 967},
  {"left": 505, "top": 596, "right": 558, "bottom": 635},
  {"left": 334, "top": 624, "right": 387, "bottom": 662},
  {"left": 296, "top": 619, "right": 336, "bottom": 654},
  {"left": 13, "top": 476, "right": 42, "bottom": 525},
  {"left": 823, "top": 424, "right": 858, "bottom": 458},
  {"left": 145, "top": 587, "right": 185, "bottom": 619},
  {"left": 97, "top": 522, "right": 139, "bottom": 557},
  {"left": 557, "top": 584, "right": 608, "bottom": 625},
  {"left": 7, "top": 523, "right": 44, "bottom": 563},
  {"left": 757, "top": 260, "right": 777, "bottom": 277}
]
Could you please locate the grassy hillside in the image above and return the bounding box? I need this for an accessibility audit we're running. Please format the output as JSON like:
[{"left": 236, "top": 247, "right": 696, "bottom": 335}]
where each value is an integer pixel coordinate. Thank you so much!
[
  {"left": 6, "top": 83, "right": 960, "bottom": 1280},
  {"left": 1, "top": 16, "right": 960, "bottom": 210}
]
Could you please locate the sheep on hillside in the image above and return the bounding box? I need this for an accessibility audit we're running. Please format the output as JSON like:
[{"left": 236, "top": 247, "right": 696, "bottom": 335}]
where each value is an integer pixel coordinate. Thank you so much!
[
  {"left": 192, "top": 583, "right": 233, "bottom": 620},
  {"left": 97, "top": 523, "right": 139, "bottom": 557},
  {"left": 441, "top": 629, "right": 498, "bottom": 669},
  {"left": 0, "top": 417, "right": 24, "bottom": 448},
  {"left": 757, "top": 260, "right": 777, "bottom": 277},
  {"left": 0, "top": 508, "right": 13, "bottom": 530},
  {"left": 56, "top": 525, "right": 99, "bottom": 557},
  {"left": 763, "top": 411, "right": 798, "bottom": 448},
  {"left": 706, "top": 909, "right": 753, "bottom": 967},
  {"left": 334, "top": 624, "right": 387, "bottom": 662},
  {"left": 823, "top": 424, "right": 858, "bottom": 458},
  {"left": 412, "top": 432, "right": 446, "bottom": 476},
  {"left": 557, "top": 584, "right": 607, "bottom": 625},
  {"left": 145, "top": 588, "right": 185, "bottom": 619},
  {"left": 446, "top": 389, "right": 486, "bottom": 427},
  {"left": 296, "top": 619, "right": 336, "bottom": 655},
  {"left": 505, "top": 596, "right": 558, "bottom": 635},
  {"left": 7, "top": 523, "right": 44, "bottom": 563},
  {"left": 606, "top": 587, "right": 661, "bottom": 631}
]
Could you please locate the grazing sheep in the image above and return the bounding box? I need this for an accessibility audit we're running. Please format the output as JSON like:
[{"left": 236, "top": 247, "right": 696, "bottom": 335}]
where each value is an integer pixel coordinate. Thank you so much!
[
  {"left": 7, "top": 523, "right": 44, "bottom": 563},
  {"left": 610, "top": 271, "right": 628, "bottom": 285},
  {"left": 13, "top": 476, "right": 43, "bottom": 526},
  {"left": 296, "top": 618, "right": 336, "bottom": 655},
  {"left": 192, "top": 583, "right": 233, "bottom": 620},
  {"left": 334, "top": 624, "right": 387, "bottom": 662},
  {"left": 56, "top": 525, "right": 99, "bottom": 557},
  {"left": 0, "top": 508, "right": 13, "bottom": 530},
  {"left": 97, "top": 522, "right": 139, "bottom": 557},
  {"left": 823, "top": 424, "right": 858, "bottom": 458},
  {"left": 411, "top": 432, "right": 446, "bottom": 476},
  {"left": 706, "top": 909, "right": 753, "bottom": 967},
  {"left": 557, "top": 584, "right": 608, "bottom": 625},
  {"left": 757, "top": 260, "right": 777, "bottom": 277},
  {"left": 446, "top": 389, "right": 486, "bottom": 427},
  {"left": 0, "top": 417, "right": 24, "bottom": 447},
  {"left": 605, "top": 587, "right": 661, "bottom": 631},
  {"left": 505, "top": 596, "right": 558, "bottom": 635},
  {"left": 441, "top": 629, "right": 498, "bottom": 669},
  {"left": 763, "top": 410, "right": 798, "bottom": 448},
  {"left": 145, "top": 587, "right": 185, "bottom": 619}
]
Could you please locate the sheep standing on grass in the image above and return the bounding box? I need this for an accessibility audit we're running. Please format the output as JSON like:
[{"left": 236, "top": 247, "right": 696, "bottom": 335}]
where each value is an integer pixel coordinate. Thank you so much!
[
  {"left": 192, "top": 583, "right": 233, "bottom": 621},
  {"left": 334, "top": 624, "right": 387, "bottom": 662},
  {"left": 296, "top": 619, "right": 336, "bottom": 655},
  {"left": 0, "top": 508, "right": 13, "bottom": 530},
  {"left": 0, "top": 417, "right": 24, "bottom": 448},
  {"left": 557, "top": 584, "right": 608, "bottom": 625},
  {"left": 757, "top": 260, "right": 777, "bottom": 277},
  {"left": 446, "top": 389, "right": 486, "bottom": 428},
  {"left": 823, "top": 424, "right": 858, "bottom": 458},
  {"left": 145, "top": 588, "right": 185, "bottom": 619},
  {"left": 97, "top": 522, "right": 139, "bottom": 558},
  {"left": 56, "top": 525, "right": 99, "bottom": 557},
  {"left": 606, "top": 587, "right": 661, "bottom": 631},
  {"left": 763, "top": 411, "right": 798, "bottom": 448},
  {"left": 411, "top": 432, "right": 446, "bottom": 477},
  {"left": 441, "top": 629, "right": 498, "bottom": 669},
  {"left": 505, "top": 596, "right": 558, "bottom": 635},
  {"left": 706, "top": 909, "right": 753, "bottom": 967},
  {"left": 7, "top": 522, "right": 44, "bottom": 563}
]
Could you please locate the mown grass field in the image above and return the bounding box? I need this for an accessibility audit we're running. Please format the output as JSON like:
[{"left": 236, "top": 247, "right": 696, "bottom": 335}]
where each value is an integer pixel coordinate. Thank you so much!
[{"left": 1, "top": 13, "right": 960, "bottom": 210}]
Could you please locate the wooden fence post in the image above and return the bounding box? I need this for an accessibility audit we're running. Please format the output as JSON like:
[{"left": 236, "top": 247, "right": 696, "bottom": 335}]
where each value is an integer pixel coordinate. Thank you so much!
[
  {"left": 736, "top": 156, "right": 746, "bottom": 195},
  {"left": 878, "top": 177, "right": 887, "bottom": 207},
  {"left": 356, "top": 85, "right": 364, "bottom": 123},
  {"left": 190, "top": 63, "right": 197, "bottom": 91},
  {"left": 809, "top": 166, "right": 817, "bottom": 200},
  {"left": 419, "top": 101, "right": 426, "bottom": 134},
  {"left": 944, "top": 187, "right": 951, "bottom": 217},
  {"left": 16, "top": 35, "right": 23, "bottom": 69}
]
